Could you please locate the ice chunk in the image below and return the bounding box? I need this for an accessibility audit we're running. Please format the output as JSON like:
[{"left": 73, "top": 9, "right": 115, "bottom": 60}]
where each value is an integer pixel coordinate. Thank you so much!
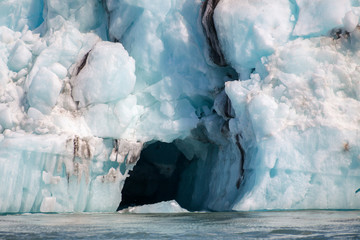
[
  {"left": 214, "top": 0, "right": 293, "bottom": 73},
  {"left": 43, "top": 0, "right": 106, "bottom": 34},
  {"left": 49, "top": 63, "right": 67, "bottom": 79},
  {"left": 84, "top": 95, "right": 141, "bottom": 138},
  {"left": 293, "top": 0, "right": 352, "bottom": 36},
  {"left": 343, "top": 11, "right": 359, "bottom": 32},
  {"left": 7, "top": 41, "right": 32, "bottom": 72},
  {"left": 0, "top": 104, "right": 13, "bottom": 129},
  {"left": 119, "top": 200, "right": 188, "bottom": 213},
  {"left": 27, "top": 67, "right": 62, "bottom": 114},
  {"left": 72, "top": 41, "right": 136, "bottom": 107}
]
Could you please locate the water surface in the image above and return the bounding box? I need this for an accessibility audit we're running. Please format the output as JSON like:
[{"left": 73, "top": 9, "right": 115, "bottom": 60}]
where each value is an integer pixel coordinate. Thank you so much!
[{"left": 0, "top": 211, "right": 359, "bottom": 239}]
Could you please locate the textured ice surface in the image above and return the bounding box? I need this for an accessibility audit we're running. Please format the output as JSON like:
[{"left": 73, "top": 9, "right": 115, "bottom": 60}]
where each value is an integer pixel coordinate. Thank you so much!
[
  {"left": 226, "top": 37, "right": 360, "bottom": 210},
  {"left": 72, "top": 41, "right": 136, "bottom": 107},
  {"left": 0, "top": 0, "right": 226, "bottom": 213},
  {"left": 104, "top": 0, "right": 229, "bottom": 142},
  {"left": 0, "top": 0, "right": 44, "bottom": 31},
  {"left": 217, "top": 1, "right": 360, "bottom": 210},
  {"left": 293, "top": 0, "right": 352, "bottom": 36},
  {"left": 214, "top": 0, "right": 293, "bottom": 77},
  {"left": 118, "top": 200, "right": 188, "bottom": 213},
  {"left": 0, "top": 0, "right": 359, "bottom": 213}
]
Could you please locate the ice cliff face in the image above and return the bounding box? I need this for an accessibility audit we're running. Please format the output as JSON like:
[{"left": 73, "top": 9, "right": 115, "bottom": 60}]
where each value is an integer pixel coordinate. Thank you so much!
[{"left": 0, "top": 0, "right": 359, "bottom": 213}]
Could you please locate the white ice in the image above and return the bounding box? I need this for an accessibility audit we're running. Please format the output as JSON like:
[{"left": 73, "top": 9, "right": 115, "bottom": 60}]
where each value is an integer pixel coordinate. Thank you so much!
[
  {"left": 118, "top": 200, "right": 188, "bottom": 214},
  {"left": 0, "top": 0, "right": 359, "bottom": 213}
]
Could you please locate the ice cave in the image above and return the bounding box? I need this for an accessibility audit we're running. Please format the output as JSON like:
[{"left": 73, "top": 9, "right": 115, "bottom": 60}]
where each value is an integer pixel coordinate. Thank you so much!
[
  {"left": 0, "top": 0, "right": 360, "bottom": 213},
  {"left": 118, "top": 141, "right": 191, "bottom": 210}
]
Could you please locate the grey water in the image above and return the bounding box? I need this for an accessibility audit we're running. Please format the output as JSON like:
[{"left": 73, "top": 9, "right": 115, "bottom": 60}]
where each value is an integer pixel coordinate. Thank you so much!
[{"left": 0, "top": 211, "right": 359, "bottom": 239}]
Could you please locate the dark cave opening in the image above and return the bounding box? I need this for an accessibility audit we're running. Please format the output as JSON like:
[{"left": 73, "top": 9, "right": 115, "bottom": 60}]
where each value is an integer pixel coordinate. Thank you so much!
[{"left": 117, "top": 141, "right": 191, "bottom": 211}]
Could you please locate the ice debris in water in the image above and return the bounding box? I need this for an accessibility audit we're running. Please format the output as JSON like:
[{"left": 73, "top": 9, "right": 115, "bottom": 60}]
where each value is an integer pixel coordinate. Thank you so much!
[
  {"left": 0, "top": 0, "right": 360, "bottom": 213},
  {"left": 118, "top": 200, "right": 188, "bottom": 214}
]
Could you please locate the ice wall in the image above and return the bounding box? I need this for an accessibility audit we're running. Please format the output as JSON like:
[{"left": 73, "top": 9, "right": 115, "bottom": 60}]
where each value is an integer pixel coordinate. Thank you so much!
[
  {"left": 0, "top": 0, "right": 359, "bottom": 213},
  {"left": 0, "top": 0, "right": 139, "bottom": 212},
  {"left": 214, "top": 0, "right": 360, "bottom": 210},
  {"left": 0, "top": 0, "right": 229, "bottom": 212}
]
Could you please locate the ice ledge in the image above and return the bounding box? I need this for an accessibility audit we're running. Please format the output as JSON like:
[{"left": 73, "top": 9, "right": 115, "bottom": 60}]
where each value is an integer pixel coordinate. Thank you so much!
[{"left": 118, "top": 200, "right": 188, "bottom": 214}]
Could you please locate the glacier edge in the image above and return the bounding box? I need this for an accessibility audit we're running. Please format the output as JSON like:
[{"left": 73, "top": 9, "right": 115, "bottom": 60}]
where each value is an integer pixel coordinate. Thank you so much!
[{"left": 0, "top": 0, "right": 359, "bottom": 213}]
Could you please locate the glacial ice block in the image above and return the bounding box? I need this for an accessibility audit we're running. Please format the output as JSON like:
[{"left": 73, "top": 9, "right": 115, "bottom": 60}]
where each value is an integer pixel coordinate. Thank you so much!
[
  {"left": 84, "top": 95, "right": 142, "bottom": 139},
  {"left": 293, "top": 0, "right": 352, "bottom": 36},
  {"left": 119, "top": 200, "right": 188, "bottom": 213},
  {"left": 214, "top": 0, "right": 293, "bottom": 74},
  {"left": 225, "top": 36, "right": 360, "bottom": 210},
  {"left": 7, "top": 41, "right": 32, "bottom": 72},
  {"left": 72, "top": 41, "right": 136, "bottom": 107},
  {"left": 1, "top": 0, "right": 360, "bottom": 214},
  {"left": 27, "top": 67, "right": 62, "bottom": 114}
]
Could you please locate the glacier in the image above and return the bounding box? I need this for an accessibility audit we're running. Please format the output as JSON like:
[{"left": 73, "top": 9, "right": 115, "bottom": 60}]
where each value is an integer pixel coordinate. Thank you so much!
[{"left": 0, "top": 0, "right": 359, "bottom": 213}]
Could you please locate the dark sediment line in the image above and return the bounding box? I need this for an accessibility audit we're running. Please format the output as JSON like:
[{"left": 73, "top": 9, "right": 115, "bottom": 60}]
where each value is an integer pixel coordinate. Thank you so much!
[
  {"left": 76, "top": 51, "right": 89, "bottom": 75},
  {"left": 235, "top": 134, "right": 245, "bottom": 189},
  {"left": 201, "top": 0, "right": 227, "bottom": 66}
]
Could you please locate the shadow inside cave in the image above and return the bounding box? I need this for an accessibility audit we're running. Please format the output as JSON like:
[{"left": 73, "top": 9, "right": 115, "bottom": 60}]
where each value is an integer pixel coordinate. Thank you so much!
[{"left": 117, "top": 141, "right": 193, "bottom": 211}]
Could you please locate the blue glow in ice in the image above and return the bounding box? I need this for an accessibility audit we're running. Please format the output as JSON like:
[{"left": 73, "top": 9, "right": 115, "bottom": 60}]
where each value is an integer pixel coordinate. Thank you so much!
[{"left": 0, "top": 0, "right": 359, "bottom": 213}]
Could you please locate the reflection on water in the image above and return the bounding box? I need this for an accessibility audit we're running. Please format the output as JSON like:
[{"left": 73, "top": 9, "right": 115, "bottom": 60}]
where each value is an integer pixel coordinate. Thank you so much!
[{"left": 0, "top": 211, "right": 359, "bottom": 239}]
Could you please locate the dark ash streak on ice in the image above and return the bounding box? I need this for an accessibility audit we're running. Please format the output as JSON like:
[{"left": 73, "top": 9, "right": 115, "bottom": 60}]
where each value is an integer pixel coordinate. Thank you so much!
[
  {"left": 201, "top": 0, "right": 227, "bottom": 66},
  {"left": 76, "top": 51, "right": 90, "bottom": 76}
]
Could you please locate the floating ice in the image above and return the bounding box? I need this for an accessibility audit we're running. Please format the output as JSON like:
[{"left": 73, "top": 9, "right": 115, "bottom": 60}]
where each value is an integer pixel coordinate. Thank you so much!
[{"left": 118, "top": 200, "right": 188, "bottom": 214}]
